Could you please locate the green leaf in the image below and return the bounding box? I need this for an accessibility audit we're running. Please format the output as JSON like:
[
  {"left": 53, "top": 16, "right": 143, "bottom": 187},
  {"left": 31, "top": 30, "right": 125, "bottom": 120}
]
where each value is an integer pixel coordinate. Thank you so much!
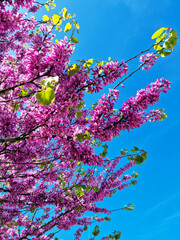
[
  {"left": 81, "top": 171, "right": 86, "bottom": 176},
  {"left": 76, "top": 133, "right": 84, "bottom": 142},
  {"left": 104, "top": 217, "right": 111, "bottom": 221},
  {"left": 75, "top": 206, "right": 83, "bottom": 211},
  {"left": 130, "top": 180, "right": 137, "bottom": 185},
  {"left": 57, "top": 176, "right": 64, "bottom": 182},
  {"left": 160, "top": 112, "right": 167, "bottom": 121},
  {"left": 132, "top": 171, "right": 139, "bottom": 178},
  {"left": 30, "top": 208, "right": 35, "bottom": 213},
  {"left": 84, "top": 130, "right": 90, "bottom": 139},
  {"left": 100, "top": 149, "right": 107, "bottom": 157},
  {"left": 62, "top": 181, "right": 66, "bottom": 188},
  {"left": 68, "top": 64, "right": 80, "bottom": 76},
  {"left": 64, "top": 22, "right": 72, "bottom": 32},
  {"left": 151, "top": 27, "right": 167, "bottom": 39},
  {"left": 20, "top": 89, "right": 28, "bottom": 97},
  {"left": 92, "top": 102, "right": 98, "bottom": 110},
  {"left": 52, "top": 14, "right": 62, "bottom": 25},
  {"left": 75, "top": 187, "right": 84, "bottom": 197},
  {"left": 141, "top": 152, "right": 147, "bottom": 161},
  {"left": 84, "top": 226, "right": 88, "bottom": 231},
  {"left": 120, "top": 149, "right": 128, "bottom": 155},
  {"left": 134, "top": 152, "right": 147, "bottom": 165},
  {"left": 36, "top": 88, "right": 55, "bottom": 106},
  {"left": 134, "top": 155, "right": 144, "bottom": 165},
  {"left": 92, "top": 225, "right": 100, "bottom": 237},
  {"left": 158, "top": 50, "right": 172, "bottom": 57},
  {"left": 49, "top": 163, "right": 53, "bottom": 170},
  {"left": 134, "top": 146, "right": 139, "bottom": 151},
  {"left": 11, "top": 103, "right": 20, "bottom": 111},
  {"left": 70, "top": 37, "right": 79, "bottom": 43},
  {"left": 86, "top": 185, "right": 91, "bottom": 193},
  {"left": 131, "top": 146, "right": 139, "bottom": 153},
  {"left": 162, "top": 30, "right": 177, "bottom": 51},
  {"left": 39, "top": 163, "right": 45, "bottom": 169},
  {"left": 163, "top": 38, "right": 177, "bottom": 49},
  {"left": 125, "top": 204, "right": 134, "bottom": 211},
  {"left": 75, "top": 111, "right": 82, "bottom": 118},
  {"left": 76, "top": 131, "right": 90, "bottom": 143},
  {"left": 93, "top": 186, "right": 99, "bottom": 192}
]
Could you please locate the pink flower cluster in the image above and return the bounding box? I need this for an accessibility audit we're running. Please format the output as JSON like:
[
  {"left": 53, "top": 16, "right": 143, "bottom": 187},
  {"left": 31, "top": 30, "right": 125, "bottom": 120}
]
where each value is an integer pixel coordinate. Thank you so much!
[
  {"left": 139, "top": 53, "right": 157, "bottom": 71},
  {"left": 88, "top": 78, "right": 171, "bottom": 141}
]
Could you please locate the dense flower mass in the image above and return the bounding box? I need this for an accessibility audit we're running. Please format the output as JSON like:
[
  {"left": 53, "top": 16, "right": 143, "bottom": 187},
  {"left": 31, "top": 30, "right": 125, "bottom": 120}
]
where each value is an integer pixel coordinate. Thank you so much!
[{"left": 0, "top": 0, "right": 175, "bottom": 239}]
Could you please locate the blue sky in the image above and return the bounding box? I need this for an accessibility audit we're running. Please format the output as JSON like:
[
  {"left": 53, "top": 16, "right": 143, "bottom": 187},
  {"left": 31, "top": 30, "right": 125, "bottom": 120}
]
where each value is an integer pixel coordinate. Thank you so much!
[{"left": 36, "top": 0, "right": 180, "bottom": 239}]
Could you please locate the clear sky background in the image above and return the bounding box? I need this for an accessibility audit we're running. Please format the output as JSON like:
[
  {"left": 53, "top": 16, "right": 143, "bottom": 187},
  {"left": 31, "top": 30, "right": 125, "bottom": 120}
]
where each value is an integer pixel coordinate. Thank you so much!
[{"left": 36, "top": 0, "right": 180, "bottom": 239}]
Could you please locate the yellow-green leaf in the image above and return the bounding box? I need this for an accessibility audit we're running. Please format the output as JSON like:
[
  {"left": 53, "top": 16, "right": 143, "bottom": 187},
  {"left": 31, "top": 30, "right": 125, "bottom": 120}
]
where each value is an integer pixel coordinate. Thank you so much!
[
  {"left": 151, "top": 27, "right": 167, "bottom": 39},
  {"left": 156, "top": 33, "right": 167, "bottom": 43},
  {"left": 64, "top": 22, "right": 72, "bottom": 32},
  {"left": 68, "top": 64, "right": 80, "bottom": 76},
  {"left": 154, "top": 44, "right": 162, "bottom": 51},
  {"left": 36, "top": 88, "right": 55, "bottom": 106},
  {"left": 52, "top": 14, "right": 62, "bottom": 25},
  {"left": 63, "top": 8, "right": 68, "bottom": 19},
  {"left": 70, "top": 37, "right": 79, "bottom": 43},
  {"left": 42, "top": 15, "right": 50, "bottom": 22},
  {"left": 83, "top": 58, "right": 93, "bottom": 67},
  {"left": 75, "top": 111, "right": 82, "bottom": 118},
  {"left": 45, "top": 4, "right": 49, "bottom": 11}
]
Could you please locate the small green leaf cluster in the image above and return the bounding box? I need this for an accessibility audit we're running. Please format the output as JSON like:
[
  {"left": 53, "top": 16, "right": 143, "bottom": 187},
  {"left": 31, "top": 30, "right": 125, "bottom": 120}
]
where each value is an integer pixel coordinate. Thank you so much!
[
  {"left": 82, "top": 58, "right": 94, "bottom": 69},
  {"left": 45, "top": 0, "right": 56, "bottom": 11},
  {"left": 57, "top": 175, "right": 66, "bottom": 189},
  {"left": 152, "top": 28, "right": 178, "bottom": 57},
  {"left": 124, "top": 203, "right": 134, "bottom": 211},
  {"left": 74, "top": 184, "right": 92, "bottom": 197},
  {"left": 91, "top": 102, "right": 99, "bottom": 110},
  {"left": 42, "top": 7, "right": 79, "bottom": 40},
  {"left": 100, "top": 144, "right": 108, "bottom": 157},
  {"left": 109, "top": 231, "right": 121, "bottom": 240},
  {"left": 157, "top": 108, "right": 167, "bottom": 121},
  {"left": 11, "top": 103, "right": 20, "bottom": 111},
  {"left": 131, "top": 171, "right": 139, "bottom": 178},
  {"left": 19, "top": 86, "right": 30, "bottom": 97},
  {"left": 75, "top": 186, "right": 84, "bottom": 197},
  {"left": 121, "top": 147, "right": 147, "bottom": 165},
  {"left": 36, "top": 77, "right": 58, "bottom": 106},
  {"left": 128, "top": 151, "right": 147, "bottom": 165},
  {"left": 74, "top": 205, "right": 83, "bottom": 211},
  {"left": 92, "top": 225, "right": 100, "bottom": 237}
]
